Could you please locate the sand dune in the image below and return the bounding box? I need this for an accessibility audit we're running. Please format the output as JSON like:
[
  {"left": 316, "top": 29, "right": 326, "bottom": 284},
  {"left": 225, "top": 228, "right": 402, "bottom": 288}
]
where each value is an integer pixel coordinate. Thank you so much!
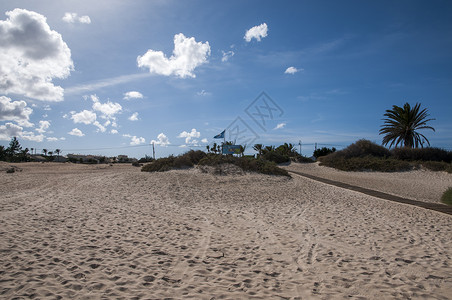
[{"left": 1, "top": 162, "right": 451, "bottom": 299}]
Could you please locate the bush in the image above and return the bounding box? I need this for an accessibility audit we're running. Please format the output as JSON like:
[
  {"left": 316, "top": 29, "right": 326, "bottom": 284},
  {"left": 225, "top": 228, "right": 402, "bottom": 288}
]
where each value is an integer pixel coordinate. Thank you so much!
[
  {"left": 339, "top": 139, "right": 391, "bottom": 159},
  {"left": 319, "top": 155, "right": 413, "bottom": 172},
  {"left": 420, "top": 161, "right": 452, "bottom": 173},
  {"left": 6, "top": 168, "right": 15, "bottom": 173},
  {"left": 291, "top": 155, "right": 315, "bottom": 163},
  {"left": 391, "top": 147, "right": 452, "bottom": 163},
  {"left": 441, "top": 188, "right": 452, "bottom": 205},
  {"left": 132, "top": 161, "right": 141, "bottom": 167},
  {"left": 198, "top": 154, "right": 290, "bottom": 177},
  {"left": 263, "top": 151, "right": 289, "bottom": 164},
  {"left": 313, "top": 147, "right": 336, "bottom": 158},
  {"left": 141, "top": 150, "right": 207, "bottom": 172}
]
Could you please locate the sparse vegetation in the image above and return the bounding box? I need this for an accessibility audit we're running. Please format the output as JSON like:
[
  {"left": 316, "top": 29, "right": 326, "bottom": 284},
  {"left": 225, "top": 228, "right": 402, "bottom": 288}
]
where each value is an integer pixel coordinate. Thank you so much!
[
  {"left": 142, "top": 150, "right": 290, "bottom": 177},
  {"left": 319, "top": 139, "right": 452, "bottom": 173},
  {"left": 441, "top": 188, "right": 452, "bottom": 206}
]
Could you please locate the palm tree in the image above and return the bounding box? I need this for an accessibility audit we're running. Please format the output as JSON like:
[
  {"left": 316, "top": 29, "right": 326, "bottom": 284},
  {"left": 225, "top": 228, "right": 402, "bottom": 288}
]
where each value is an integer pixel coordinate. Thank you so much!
[
  {"left": 55, "top": 149, "right": 61, "bottom": 161},
  {"left": 253, "top": 144, "right": 263, "bottom": 157},
  {"left": 380, "top": 102, "right": 435, "bottom": 148},
  {"left": 42, "top": 148, "right": 48, "bottom": 156},
  {"left": 239, "top": 145, "right": 246, "bottom": 157},
  {"left": 206, "top": 145, "right": 210, "bottom": 153}
]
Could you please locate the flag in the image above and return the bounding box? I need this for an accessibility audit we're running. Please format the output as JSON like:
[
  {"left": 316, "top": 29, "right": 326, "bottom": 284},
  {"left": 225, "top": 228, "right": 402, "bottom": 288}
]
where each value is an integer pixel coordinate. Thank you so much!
[{"left": 214, "top": 130, "right": 225, "bottom": 139}]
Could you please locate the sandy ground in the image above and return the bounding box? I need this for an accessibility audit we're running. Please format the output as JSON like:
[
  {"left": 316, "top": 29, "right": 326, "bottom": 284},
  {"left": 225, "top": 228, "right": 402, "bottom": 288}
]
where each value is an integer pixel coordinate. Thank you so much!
[
  {"left": 1, "top": 162, "right": 451, "bottom": 299},
  {"left": 283, "top": 162, "right": 452, "bottom": 204}
]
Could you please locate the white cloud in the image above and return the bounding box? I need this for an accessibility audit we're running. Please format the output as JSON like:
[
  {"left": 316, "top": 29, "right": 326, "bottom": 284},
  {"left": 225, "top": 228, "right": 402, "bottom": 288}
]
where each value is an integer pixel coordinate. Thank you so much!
[
  {"left": 91, "top": 95, "right": 122, "bottom": 118},
  {"left": 137, "top": 33, "right": 211, "bottom": 78},
  {"left": 197, "top": 90, "right": 210, "bottom": 96},
  {"left": 36, "top": 120, "right": 50, "bottom": 133},
  {"left": 123, "top": 91, "right": 143, "bottom": 100},
  {"left": 62, "top": 12, "right": 91, "bottom": 24},
  {"left": 0, "top": 122, "right": 23, "bottom": 140},
  {"left": 201, "top": 138, "right": 208, "bottom": 143},
  {"left": 0, "top": 122, "right": 44, "bottom": 142},
  {"left": 151, "top": 133, "right": 170, "bottom": 147},
  {"left": 78, "top": 15, "right": 91, "bottom": 24},
  {"left": 46, "top": 137, "right": 59, "bottom": 142},
  {"left": 0, "top": 9, "right": 74, "bottom": 101},
  {"left": 68, "top": 128, "right": 84, "bottom": 137},
  {"left": 244, "top": 23, "right": 268, "bottom": 42},
  {"left": 221, "top": 50, "right": 235, "bottom": 62},
  {"left": 0, "top": 96, "right": 33, "bottom": 127},
  {"left": 284, "top": 67, "right": 299, "bottom": 74},
  {"left": 128, "top": 112, "right": 139, "bottom": 121},
  {"left": 110, "top": 129, "right": 118, "bottom": 134},
  {"left": 178, "top": 128, "right": 201, "bottom": 145},
  {"left": 93, "top": 121, "right": 106, "bottom": 132},
  {"left": 130, "top": 136, "right": 145, "bottom": 146},
  {"left": 71, "top": 110, "right": 97, "bottom": 124},
  {"left": 274, "top": 122, "right": 286, "bottom": 130}
]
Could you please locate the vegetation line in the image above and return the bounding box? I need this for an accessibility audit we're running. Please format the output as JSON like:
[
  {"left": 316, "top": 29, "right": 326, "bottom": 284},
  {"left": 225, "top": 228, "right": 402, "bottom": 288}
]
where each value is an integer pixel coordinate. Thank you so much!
[{"left": 289, "top": 170, "right": 452, "bottom": 216}]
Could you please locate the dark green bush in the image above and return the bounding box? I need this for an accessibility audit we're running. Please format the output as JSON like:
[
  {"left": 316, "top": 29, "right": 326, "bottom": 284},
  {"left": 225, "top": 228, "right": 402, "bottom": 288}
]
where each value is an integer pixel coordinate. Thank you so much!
[
  {"left": 420, "top": 161, "right": 452, "bottom": 173},
  {"left": 291, "top": 155, "right": 314, "bottom": 163},
  {"left": 199, "top": 154, "right": 290, "bottom": 177},
  {"left": 142, "top": 156, "right": 175, "bottom": 172},
  {"left": 391, "top": 147, "right": 452, "bottom": 163},
  {"left": 340, "top": 139, "right": 391, "bottom": 158},
  {"left": 141, "top": 150, "right": 207, "bottom": 172},
  {"left": 313, "top": 147, "right": 336, "bottom": 158},
  {"left": 263, "top": 151, "right": 289, "bottom": 164},
  {"left": 319, "top": 155, "right": 412, "bottom": 172}
]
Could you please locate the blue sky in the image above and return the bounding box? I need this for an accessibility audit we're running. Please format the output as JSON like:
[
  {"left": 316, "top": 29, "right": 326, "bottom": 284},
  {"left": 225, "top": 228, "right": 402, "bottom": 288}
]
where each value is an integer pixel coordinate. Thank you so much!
[{"left": 1, "top": 0, "right": 451, "bottom": 158}]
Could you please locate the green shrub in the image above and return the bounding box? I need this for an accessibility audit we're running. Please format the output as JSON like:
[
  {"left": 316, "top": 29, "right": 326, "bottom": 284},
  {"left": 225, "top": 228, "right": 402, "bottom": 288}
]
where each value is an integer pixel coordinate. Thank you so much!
[
  {"left": 6, "top": 168, "right": 15, "bottom": 173},
  {"left": 441, "top": 188, "right": 452, "bottom": 205},
  {"left": 263, "top": 151, "right": 289, "bottom": 164},
  {"left": 313, "top": 147, "right": 336, "bottom": 158},
  {"left": 291, "top": 155, "right": 314, "bottom": 163},
  {"left": 141, "top": 150, "right": 207, "bottom": 172},
  {"left": 420, "top": 161, "right": 452, "bottom": 173},
  {"left": 391, "top": 147, "right": 452, "bottom": 162},
  {"left": 319, "top": 155, "right": 412, "bottom": 172},
  {"left": 339, "top": 139, "right": 391, "bottom": 158},
  {"left": 199, "top": 154, "right": 290, "bottom": 176}
]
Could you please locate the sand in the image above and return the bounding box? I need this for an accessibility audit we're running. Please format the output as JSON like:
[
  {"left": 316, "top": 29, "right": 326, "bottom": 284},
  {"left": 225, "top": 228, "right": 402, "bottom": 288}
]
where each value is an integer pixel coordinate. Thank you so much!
[
  {"left": 283, "top": 162, "right": 452, "bottom": 204},
  {"left": 1, "top": 162, "right": 451, "bottom": 299}
]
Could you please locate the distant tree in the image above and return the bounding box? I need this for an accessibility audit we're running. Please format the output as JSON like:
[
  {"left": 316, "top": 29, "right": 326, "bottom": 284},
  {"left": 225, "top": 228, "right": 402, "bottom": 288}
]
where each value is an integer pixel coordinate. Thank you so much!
[
  {"left": 206, "top": 145, "right": 210, "bottom": 153},
  {"left": 0, "top": 145, "right": 6, "bottom": 161},
  {"left": 7, "top": 137, "right": 22, "bottom": 157},
  {"left": 380, "top": 102, "right": 435, "bottom": 148},
  {"left": 42, "top": 148, "right": 48, "bottom": 156},
  {"left": 30, "top": 147, "right": 34, "bottom": 155},
  {"left": 253, "top": 144, "right": 263, "bottom": 157},
  {"left": 212, "top": 142, "right": 218, "bottom": 154},
  {"left": 55, "top": 149, "right": 61, "bottom": 161},
  {"left": 48, "top": 151, "right": 53, "bottom": 157},
  {"left": 263, "top": 145, "right": 275, "bottom": 155}
]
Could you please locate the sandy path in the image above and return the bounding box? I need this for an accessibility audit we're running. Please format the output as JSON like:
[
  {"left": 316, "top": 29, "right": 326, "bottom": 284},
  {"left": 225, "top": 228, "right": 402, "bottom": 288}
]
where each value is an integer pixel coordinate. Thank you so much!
[
  {"left": 283, "top": 162, "right": 452, "bottom": 204},
  {"left": 1, "top": 163, "right": 451, "bottom": 299}
]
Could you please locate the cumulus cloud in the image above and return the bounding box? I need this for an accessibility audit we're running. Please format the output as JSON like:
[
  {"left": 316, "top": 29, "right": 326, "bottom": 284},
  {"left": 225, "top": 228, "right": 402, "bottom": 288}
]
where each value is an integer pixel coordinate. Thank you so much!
[
  {"left": 274, "top": 122, "right": 286, "bottom": 130},
  {"left": 36, "top": 120, "right": 50, "bottom": 133},
  {"left": 221, "top": 50, "right": 235, "bottom": 62},
  {"left": 151, "top": 133, "right": 170, "bottom": 147},
  {"left": 46, "top": 137, "right": 65, "bottom": 142},
  {"left": 128, "top": 112, "right": 139, "bottom": 121},
  {"left": 178, "top": 128, "right": 201, "bottom": 145},
  {"left": 0, "top": 9, "right": 74, "bottom": 101},
  {"left": 0, "top": 96, "right": 33, "bottom": 127},
  {"left": 93, "top": 121, "right": 106, "bottom": 132},
  {"left": 123, "top": 91, "right": 143, "bottom": 100},
  {"left": 0, "top": 122, "right": 44, "bottom": 141},
  {"left": 137, "top": 33, "right": 211, "bottom": 78},
  {"left": 110, "top": 129, "right": 118, "bottom": 134},
  {"left": 71, "top": 110, "right": 97, "bottom": 124},
  {"left": 201, "top": 138, "right": 208, "bottom": 143},
  {"left": 68, "top": 128, "right": 84, "bottom": 137},
  {"left": 244, "top": 23, "right": 268, "bottom": 42},
  {"left": 129, "top": 135, "right": 145, "bottom": 145},
  {"left": 91, "top": 95, "right": 122, "bottom": 119},
  {"left": 62, "top": 12, "right": 91, "bottom": 24},
  {"left": 284, "top": 67, "right": 300, "bottom": 74}
]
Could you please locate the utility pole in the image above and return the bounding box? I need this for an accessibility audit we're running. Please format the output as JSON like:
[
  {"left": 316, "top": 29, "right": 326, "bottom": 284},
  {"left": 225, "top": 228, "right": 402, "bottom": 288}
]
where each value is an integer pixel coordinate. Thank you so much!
[{"left": 152, "top": 142, "right": 155, "bottom": 160}]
